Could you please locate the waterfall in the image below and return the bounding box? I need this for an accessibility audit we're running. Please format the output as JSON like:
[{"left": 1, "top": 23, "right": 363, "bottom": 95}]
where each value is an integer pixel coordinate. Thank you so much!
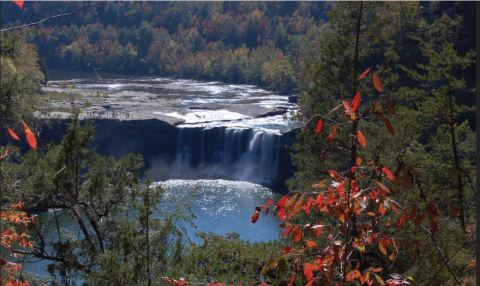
[{"left": 171, "top": 127, "right": 281, "bottom": 185}]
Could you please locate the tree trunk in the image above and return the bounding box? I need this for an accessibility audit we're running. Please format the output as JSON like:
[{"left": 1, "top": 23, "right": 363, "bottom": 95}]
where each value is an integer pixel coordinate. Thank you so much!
[
  {"left": 447, "top": 85, "right": 466, "bottom": 232},
  {"left": 343, "top": 2, "right": 363, "bottom": 285}
]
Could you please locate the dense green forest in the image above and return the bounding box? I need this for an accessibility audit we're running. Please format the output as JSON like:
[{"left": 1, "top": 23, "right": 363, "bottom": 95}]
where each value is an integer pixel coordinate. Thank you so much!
[{"left": 0, "top": 1, "right": 477, "bottom": 286}]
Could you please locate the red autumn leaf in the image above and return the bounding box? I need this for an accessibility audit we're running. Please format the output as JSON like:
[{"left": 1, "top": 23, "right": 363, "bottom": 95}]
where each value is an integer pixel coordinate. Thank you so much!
[
  {"left": 383, "top": 117, "right": 395, "bottom": 136},
  {"left": 304, "top": 263, "right": 314, "bottom": 281},
  {"left": 327, "top": 125, "right": 337, "bottom": 144},
  {"left": 336, "top": 181, "right": 346, "bottom": 198},
  {"left": 372, "top": 72, "right": 383, "bottom": 93},
  {"left": 305, "top": 240, "right": 318, "bottom": 249},
  {"left": 22, "top": 122, "right": 37, "bottom": 150},
  {"left": 7, "top": 128, "right": 20, "bottom": 141},
  {"left": 315, "top": 193, "right": 325, "bottom": 209},
  {"left": 357, "top": 130, "right": 367, "bottom": 148},
  {"left": 397, "top": 210, "right": 407, "bottom": 229},
  {"left": 311, "top": 224, "right": 324, "bottom": 237},
  {"left": 282, "top": 225, "right": 293, "bottom": 238},
  {"left": 282, "top": 246, "right": 293, "bottom": 254},
  {"left": 266, "top": 199, "right": 274, "bottom": 206},
  {"left": 314, "top": 118, "right": 324, "bottom": 135},
  {"left": 351, "top": 91, "right": 361, "bottom": 112},
  {"left": 409, "top": 208, "right": 416, "bottom": 221},
  {"left": 13, "top": 0, "right": 24, "bottom": 9},
  {"left": 381, "top": 166, "right": 395, "bottom": 181},
  {"left": 302, "top": 198, "right": 314, "bottom": 216},
  {"left": 278, "top": 209, "right": 286, "bottom": 221},
  {"left": 276, "top": 195, "right": 289, "bottom": 210},
  {"left": 287, "top": 274, "right": 296, "bottom": 286},
  {"left": 357, "top": 67, "right": 372, "bottom": 80}
]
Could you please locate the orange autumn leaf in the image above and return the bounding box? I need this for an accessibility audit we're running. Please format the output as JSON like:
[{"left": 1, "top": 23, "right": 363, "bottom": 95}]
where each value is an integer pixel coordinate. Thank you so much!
[
  {"left": 357, "top": 130, "right": 366, "bottom": 148},
  {"left": 305, "top": 240, "right": 318, "bottom": 249},
  {"left": 7, "top": 128, "right": 20, "bottom": 141},
  {"left": 378, "top": 238, "right": 389, "bottom": 256},
  {"left": 292, "top": 226, "right": 304, "bottom": 243},
  {"left": 327, "top": 125, "right": 337, "bottom": 144},
  {"left": 378, "top": 201, "right": 386, "bottom": 216},
  {"left": 346, "top": 269, "right": 362, "bottom": 282},
  {"left": 360, "top": 272, "right": 370, "bottom": 285},
  {"left": 372, "top": 72, "right": 383, "bottom": 93},
  {"left": 22, "top": 122, "right": 37, "bottom": 150},
  {"left": 251, "top": 211, "right": 260, "bottom": 224},
  {"left": 355, "top": 156, "right": 362, "bottom": 166},
  {"left": 338, "top": 209, "right": 347, "bottom": 224},
  {"left": 13, "top": 0, "right": 24, "bottom": 9},
  {"left": 351, "top": 91, "right": 361, "bottom": 112},
  {"left": 314, "top": 118, "right": 324, "bottom": 135}
]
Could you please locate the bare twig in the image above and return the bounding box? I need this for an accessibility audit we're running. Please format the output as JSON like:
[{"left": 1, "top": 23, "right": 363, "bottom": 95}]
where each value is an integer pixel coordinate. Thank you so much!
[
  {"left": 0, "top": 3, "right": 98, "bottom": 33},
  {"left": 420, "top": 224, "right": 462, "bottom": 286}
]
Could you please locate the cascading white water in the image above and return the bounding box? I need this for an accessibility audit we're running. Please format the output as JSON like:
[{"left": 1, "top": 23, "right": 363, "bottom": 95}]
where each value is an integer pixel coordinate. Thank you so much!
[
  {"left": 171, "top": 127, "right": 281, "bottom": 185},
  {"left": 239, "top": 130, "right": 280, "bottom": 184}
]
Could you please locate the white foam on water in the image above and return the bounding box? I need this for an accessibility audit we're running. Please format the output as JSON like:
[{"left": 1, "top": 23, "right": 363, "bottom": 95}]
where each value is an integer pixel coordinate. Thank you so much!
[{"left": 159, "top": 110, "right": 251, "bottom": 124}]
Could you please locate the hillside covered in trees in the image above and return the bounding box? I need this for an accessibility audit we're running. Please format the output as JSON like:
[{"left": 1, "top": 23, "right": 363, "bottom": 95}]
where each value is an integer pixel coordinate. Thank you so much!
[
  {"left": 2, "top": 1, "right": 333, "bottom": 93},
  {"left": 0, "top": 1, "right": 477, "bottom": 286}
]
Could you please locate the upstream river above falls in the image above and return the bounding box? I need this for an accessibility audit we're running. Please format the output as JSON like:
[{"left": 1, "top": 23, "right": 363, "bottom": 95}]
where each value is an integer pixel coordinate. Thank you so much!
[{"left": 24, "top": 71, "right": 300, "bottom": 277}]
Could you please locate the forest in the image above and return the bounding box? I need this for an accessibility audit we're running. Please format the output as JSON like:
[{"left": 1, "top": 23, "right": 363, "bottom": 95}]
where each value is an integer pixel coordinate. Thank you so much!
[{"left": 0, "top": 1, "right": 477, "bottom": 286}]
